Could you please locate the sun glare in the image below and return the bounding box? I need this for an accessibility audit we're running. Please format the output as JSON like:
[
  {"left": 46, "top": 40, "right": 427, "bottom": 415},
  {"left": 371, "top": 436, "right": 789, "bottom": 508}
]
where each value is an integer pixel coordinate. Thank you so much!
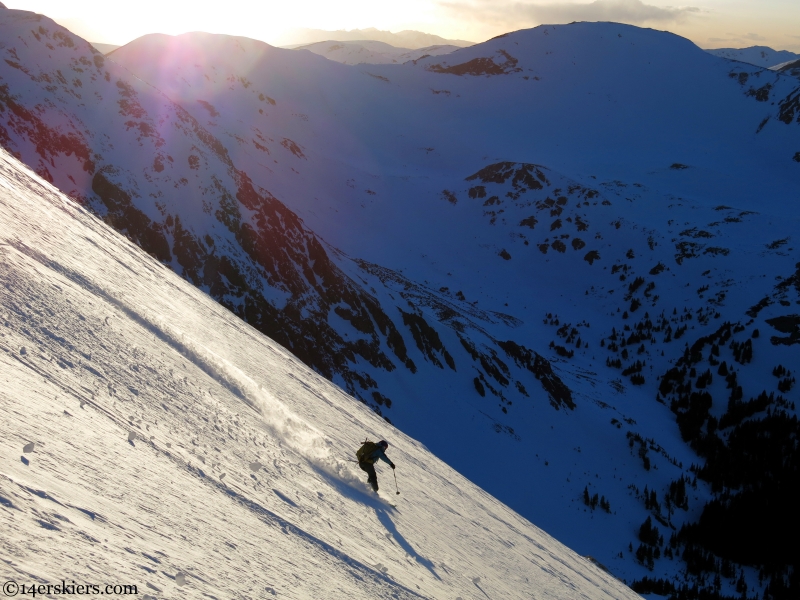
[{"left": 18, "top": 0, "right": 442, "bottom": 47}]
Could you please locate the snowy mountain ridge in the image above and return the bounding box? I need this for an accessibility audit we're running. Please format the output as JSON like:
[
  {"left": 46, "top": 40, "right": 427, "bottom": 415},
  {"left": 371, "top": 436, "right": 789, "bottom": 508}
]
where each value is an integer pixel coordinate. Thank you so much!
[{"left": 706, "top": 45, "right": 800, "bottom": 68}]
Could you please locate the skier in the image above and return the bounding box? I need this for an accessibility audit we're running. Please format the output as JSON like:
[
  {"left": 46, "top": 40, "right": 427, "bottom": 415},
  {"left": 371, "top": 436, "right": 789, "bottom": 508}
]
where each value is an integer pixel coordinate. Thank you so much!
[{"left": 356, "top": 439, "right": 395, "bottom": 492}]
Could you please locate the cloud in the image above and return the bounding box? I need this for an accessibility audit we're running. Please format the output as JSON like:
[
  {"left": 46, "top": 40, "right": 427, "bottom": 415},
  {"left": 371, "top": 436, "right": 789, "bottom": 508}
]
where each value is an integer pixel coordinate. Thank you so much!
[
  {"left": 440, "top": 0, "right": 701, "bottom": 28},
  {"left": 526, "top": 0, "right": 699, "bottom": 24},
  {"left": 708, "top": 32, "right": 768, "bottom": 46}
]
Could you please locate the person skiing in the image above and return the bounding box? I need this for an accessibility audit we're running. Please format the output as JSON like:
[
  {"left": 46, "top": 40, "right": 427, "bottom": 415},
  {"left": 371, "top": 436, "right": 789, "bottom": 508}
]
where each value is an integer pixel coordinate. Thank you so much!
[{"left": 356, "top": 439, "right": 395, "bottom": 492}]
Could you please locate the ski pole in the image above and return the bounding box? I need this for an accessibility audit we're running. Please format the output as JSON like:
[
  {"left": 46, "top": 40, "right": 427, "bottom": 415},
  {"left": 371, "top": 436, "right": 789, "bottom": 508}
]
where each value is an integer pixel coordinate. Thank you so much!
[{"left": 393, "top": 469, "right": 400, "bottom": 495}]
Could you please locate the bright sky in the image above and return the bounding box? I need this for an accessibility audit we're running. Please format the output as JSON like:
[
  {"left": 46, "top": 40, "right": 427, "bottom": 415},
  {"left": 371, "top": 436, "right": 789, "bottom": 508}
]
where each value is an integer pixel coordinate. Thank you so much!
[{"left": 5, "top": 0, "right": 800, "bottom": 52}]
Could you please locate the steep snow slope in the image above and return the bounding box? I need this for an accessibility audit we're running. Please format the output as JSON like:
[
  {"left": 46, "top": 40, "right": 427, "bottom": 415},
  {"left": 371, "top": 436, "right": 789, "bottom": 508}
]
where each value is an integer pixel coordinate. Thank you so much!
[
  {"left": 293, "top": 40, "right": 459, "bottom": 65},
  {"left": 0, "top": 148, "right": 640, "bottom": 598},
  {"left": 707, "top": 46, "right": 800, "bottom": 68}
]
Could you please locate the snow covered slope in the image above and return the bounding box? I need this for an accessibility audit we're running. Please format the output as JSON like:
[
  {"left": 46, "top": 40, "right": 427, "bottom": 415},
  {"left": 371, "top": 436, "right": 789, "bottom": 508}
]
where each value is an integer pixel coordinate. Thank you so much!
[
  {"left": 293, "top": 40, "right": 459, "bottom": 65},
  {"left": 707, "top": 46, "right": 800, "bottom": 68},
  {"left": 0, "top": 148, "right": 639, "bottom": 598}
]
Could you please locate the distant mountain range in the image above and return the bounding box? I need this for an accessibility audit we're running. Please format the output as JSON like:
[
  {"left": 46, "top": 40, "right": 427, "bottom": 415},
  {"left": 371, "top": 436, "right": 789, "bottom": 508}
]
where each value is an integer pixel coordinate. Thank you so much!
[
  {"left": 97, "top": 36, "right": 799, "bottom": 71},
  {"left": 2, "top": 7, "right": 800, "bottom": 598},
  {"left": 279, "top": 26, "right": 474, "bottom": 49},
  {"left": 292, "top": 39, "right": 460, "bottom": 65},
  {"left": 706, "top": 45, "right": 800, "bottom": 68},
  {"left": 90, "top": 42, "right": 120, "bottom": 54},
  {"left": 89, "top": 28, "right": 471, "bottom": 57}
]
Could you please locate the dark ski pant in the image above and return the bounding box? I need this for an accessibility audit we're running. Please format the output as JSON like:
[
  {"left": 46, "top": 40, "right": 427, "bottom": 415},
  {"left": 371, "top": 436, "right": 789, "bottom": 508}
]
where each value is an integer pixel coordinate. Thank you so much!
[{"left": 359, "top": 461, "right": 378, "bottom": 491}]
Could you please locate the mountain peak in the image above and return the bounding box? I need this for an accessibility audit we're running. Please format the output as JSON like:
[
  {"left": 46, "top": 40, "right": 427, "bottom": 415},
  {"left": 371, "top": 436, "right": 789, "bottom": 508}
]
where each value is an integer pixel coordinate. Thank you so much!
[
  {"left": 706, "top": 44, "right": 800, "bottom": 68},
  {"left": 414, "top": 21, "right": 708, "bottom": 81}
]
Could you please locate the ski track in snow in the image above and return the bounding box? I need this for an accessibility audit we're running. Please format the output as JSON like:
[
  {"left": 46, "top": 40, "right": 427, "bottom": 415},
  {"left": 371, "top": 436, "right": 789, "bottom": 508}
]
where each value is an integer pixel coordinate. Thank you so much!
[{"left": 0, "top": 150, "right": 640, "bottom": 598}]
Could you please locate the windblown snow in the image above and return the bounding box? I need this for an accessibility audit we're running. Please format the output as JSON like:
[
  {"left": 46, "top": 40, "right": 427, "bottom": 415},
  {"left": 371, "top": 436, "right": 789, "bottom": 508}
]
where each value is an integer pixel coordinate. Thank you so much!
[{"left": 0, "top": 149, "right": 639, "bottom": 598}]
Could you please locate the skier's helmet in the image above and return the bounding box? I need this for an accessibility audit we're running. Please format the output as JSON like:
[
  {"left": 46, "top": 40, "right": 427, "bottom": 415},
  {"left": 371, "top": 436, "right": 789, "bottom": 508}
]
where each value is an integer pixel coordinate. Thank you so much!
[{"left": 378, "top": 440, "right": 389, "bottom": 449}]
